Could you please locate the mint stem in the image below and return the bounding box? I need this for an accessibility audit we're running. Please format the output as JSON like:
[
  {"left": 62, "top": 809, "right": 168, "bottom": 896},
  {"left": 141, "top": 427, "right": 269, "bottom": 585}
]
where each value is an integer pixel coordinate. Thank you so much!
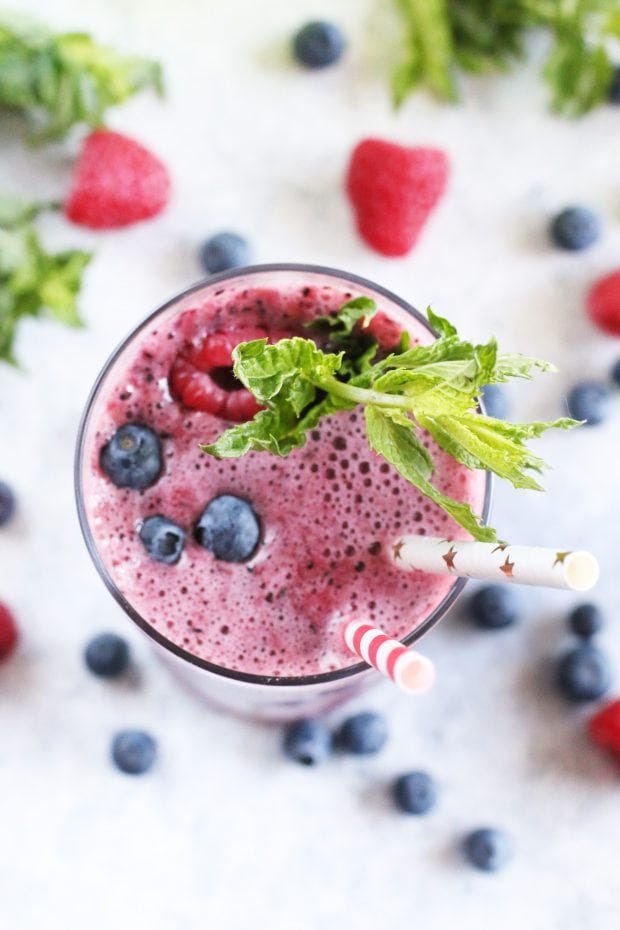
[{"left": 320, "top": 375, "right": 414, "bottom": 412}]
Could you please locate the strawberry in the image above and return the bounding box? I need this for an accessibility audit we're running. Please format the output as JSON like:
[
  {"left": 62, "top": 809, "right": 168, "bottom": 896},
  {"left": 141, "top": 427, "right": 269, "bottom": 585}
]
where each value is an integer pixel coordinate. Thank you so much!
[
  {"left": 587, "top": 270, "right": 620, "bottom": 337},
  {"left": 169, "top": 327, "right": 269, "bottom": 422},
  {"left": 0, "top": 601, "right": 18, "bottom": 660},
  {"left": 346, "top": 139, "right": 449, "bottom": 257},
  {"left": 589, "top": 699, "right": 620, "bottom": 765},
  {"left": 65, "top": 130, "right": 171, "bottom": 229}
]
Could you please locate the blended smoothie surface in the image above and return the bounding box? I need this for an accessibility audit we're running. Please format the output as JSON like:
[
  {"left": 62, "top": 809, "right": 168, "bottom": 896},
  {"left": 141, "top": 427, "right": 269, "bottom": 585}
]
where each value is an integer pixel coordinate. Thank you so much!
[{"left": 81, "top": 274, "right": 487, "bottom": 678}]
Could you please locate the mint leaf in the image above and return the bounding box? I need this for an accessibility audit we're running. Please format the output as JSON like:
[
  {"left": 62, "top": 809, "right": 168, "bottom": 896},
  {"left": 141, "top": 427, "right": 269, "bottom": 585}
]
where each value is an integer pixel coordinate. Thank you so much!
[
  {"left": 365, "top": 405, "right": 495, "bottom": 541},
  {"left": 0, "top": 16, "right": 162, "bottom": 142},
  {"left": 390, "top": 0, "right": 618, "bottom": 115},
  {"left": 0, "top": 196, "right": 91, "bottom": 364},
  {"left": 203, "top": 300, "right": 578, "bottom": 540}
]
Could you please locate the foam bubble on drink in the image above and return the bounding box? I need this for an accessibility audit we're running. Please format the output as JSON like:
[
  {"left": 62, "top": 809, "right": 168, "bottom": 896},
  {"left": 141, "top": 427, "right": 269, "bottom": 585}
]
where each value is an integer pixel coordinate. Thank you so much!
[{"left": 82, "top": 283, "right": 487, "bottom": 678}]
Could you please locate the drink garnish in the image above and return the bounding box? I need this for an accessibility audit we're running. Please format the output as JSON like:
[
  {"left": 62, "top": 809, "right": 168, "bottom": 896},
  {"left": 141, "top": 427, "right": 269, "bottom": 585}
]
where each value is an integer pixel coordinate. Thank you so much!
[{"left": 202, "top": 299, "right": 577, "bottom": 541}]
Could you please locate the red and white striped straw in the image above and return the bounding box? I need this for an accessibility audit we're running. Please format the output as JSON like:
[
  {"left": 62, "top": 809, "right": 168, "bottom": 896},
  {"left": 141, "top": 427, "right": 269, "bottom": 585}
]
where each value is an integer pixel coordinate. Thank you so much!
[{"left": 344, "top": 619, "right": 435, "bottom": 695}]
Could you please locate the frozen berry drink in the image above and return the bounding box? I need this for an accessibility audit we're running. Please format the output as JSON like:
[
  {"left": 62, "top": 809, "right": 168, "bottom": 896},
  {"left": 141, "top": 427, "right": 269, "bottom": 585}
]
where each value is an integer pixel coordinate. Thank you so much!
[{"left": 76, "top": 265, "right": 489, "bottom": 719}]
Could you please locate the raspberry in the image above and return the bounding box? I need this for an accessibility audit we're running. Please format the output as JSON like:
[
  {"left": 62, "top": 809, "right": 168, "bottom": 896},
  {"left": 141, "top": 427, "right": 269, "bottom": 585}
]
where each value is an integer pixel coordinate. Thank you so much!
[
  {"left": 365, "top": 311, "right": 403, "bottom": 350},
  {"left": 169, "top": 327, "right": 269, "bottom": 421},
  {"left": 0, "top": 602, "right": 18, "bottom": 660},
  {"left": 589, "top": 699, "right": 620, "bottom": 764},
  {"left": 346, "top": 139, "right": 449, "bottom": 257},
  {"left": 65, "top": 130, "right": 171, "bottom": 229},
  {"left": 587, "top": 270, "right": 620, "bottom": 336}
]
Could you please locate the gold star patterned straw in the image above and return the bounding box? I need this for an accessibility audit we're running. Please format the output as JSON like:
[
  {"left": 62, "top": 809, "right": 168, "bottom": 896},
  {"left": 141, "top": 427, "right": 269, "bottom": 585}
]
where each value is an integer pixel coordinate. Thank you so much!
[{"left": 391, "top": 536, "right": 599, "bottom": 592}]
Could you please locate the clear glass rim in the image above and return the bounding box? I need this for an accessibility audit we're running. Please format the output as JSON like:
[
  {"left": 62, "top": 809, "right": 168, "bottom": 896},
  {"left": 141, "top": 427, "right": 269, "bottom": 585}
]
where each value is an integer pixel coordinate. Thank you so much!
[{"left": 75, "top": 262, "right": 493, "bottom": 688}]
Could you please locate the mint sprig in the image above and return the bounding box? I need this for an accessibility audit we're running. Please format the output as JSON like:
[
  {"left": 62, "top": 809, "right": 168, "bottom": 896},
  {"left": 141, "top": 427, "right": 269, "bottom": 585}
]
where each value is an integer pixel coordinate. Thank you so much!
[
  {"left": 0, "top": 16, "right": 162, "bottom": 142},
  {"left": 201, "top": 302, "right": 576, "bottom": 541},
  {"left": 0, "top": 195, "right": 91, "bottom": 364},
  {"left": 392, "top": 0, "right": 620, "bottom": 116}
]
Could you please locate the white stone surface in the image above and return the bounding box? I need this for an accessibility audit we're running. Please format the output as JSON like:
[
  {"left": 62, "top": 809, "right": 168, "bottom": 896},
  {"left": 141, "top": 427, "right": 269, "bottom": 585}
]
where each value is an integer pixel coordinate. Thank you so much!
[{"left": 1, "top": 2, "right": 620, "bottom": 928}]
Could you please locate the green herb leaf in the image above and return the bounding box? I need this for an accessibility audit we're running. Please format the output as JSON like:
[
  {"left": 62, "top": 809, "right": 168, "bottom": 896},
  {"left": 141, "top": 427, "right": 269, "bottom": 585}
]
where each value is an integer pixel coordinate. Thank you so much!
[
  {"left": 391, "top": 0, "right": 618, "bottom": 116},
  {"left": 0, "top": 196, "right": 91, "bottom": 364},
  {"left": 0, "top": 16, "right": 162, "bottom": 142},
  {"left": 203, "top": 301, "right": 577, "bottom": 540},
  {"left": 365, "top": 404, "right": 495, "bottom": 540}
]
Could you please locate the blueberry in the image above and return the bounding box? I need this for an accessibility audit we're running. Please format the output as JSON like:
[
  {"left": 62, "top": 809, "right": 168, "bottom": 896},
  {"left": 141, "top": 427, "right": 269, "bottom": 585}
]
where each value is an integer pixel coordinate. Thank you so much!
[
  {"left": 0, "top": 481, "right": 16, "bottom": 527},
  {"left": 557, "top": 645, "right": 612, "bottom": 702},
  {"left": 292, "top": 21, "right": 345, "bottom": 69},
  {"left": 608, "top": 66, "right": 620, "bottom": 104},
  {"left": 84, "top": 632, "right": 130, "bottom": 678},
  {"left": 566, "top": 381, "right": 610, "bottom": 425},
  {"left": 550, "top": 206, "right": 601, "bottom": 251},
  {"left": 111, "top": 730, "right": 157, "bottom": 775},
  {"left": 336, "top": 711, "right": 388, "bottom": 755},
  {"left": 568, "top": 603, "right": 604, "bottom": 640},
  {"left": 199, "top": 232, "right": 250, "bottom": 274},
  {"left": 393, "top": 771, "right": 437, "bottom": 815},
  {"left": 283, "top": 719, "right": 332, "bottom": 766},
  {"left": 139, "top": 515, "right": 185, "bottom": 565},
  {"left": 195, "top": 494, "right": 260, "bottom": 562},
  {"left": 610, "top": 358, "right": 620, "bottom": 388},
  {"left": 463, "top": 828, "right": 513, "bottom": 872},
  {"left": 467, "top": 585, "right": 520, "bottom": 630},
  {"left": 481, "top": 384, "right": 509, "bottom": 420},
  {"left": 100, "top": 424, "right": 163, "bottom": 490}
]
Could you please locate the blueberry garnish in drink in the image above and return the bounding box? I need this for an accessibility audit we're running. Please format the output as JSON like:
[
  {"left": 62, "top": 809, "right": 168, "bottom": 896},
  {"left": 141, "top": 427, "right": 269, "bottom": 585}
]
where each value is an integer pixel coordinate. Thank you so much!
[
  {"left": 283, "top": 719, "right": 332, "bottom": 766},
  {"left": 111, "top": 730, "right": 157, "bottom": 775},
  {"left": 557, "top": 645, "right": 612, "bottom": 702},
  {"left": 100, "top": 424, "right": 163, "bottom": 489},
  {"left": 139, "top": 515, "right": 186, "bottom": 565},
  {"left": 393, "top": 771, "right": 437, "bottom": 815},
  {"left": 195, "top": 494, "right": 260, "bottom": 562},
  {"left": 463, "top": 828, "right": 513, "bottom": 872},
  {"left": 336, "top": 711, "right": 388, "bottom": 755},
  {"left": 84, "top": 632, "right": 130, "bottom": 677}
]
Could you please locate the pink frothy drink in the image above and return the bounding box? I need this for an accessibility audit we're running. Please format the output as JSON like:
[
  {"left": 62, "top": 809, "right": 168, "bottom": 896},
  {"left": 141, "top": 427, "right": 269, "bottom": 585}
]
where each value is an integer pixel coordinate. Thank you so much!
[{"left": 76, "top": 266, "right": 490, "bottom": 719}]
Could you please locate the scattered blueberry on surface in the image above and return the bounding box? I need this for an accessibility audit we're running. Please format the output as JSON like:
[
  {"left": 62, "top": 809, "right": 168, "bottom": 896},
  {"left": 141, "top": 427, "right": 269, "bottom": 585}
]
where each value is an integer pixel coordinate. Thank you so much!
[
  {"left": 292, "top": 21, "right": 345, "bottom": 69},
  {"left": 608, "top": 66, "right": 620, "bottom": 104},
  {"left": 393, "top": 771, "right": 437, "bottom": 815},
  {"left": 550, "top": 206, "right": 601, "bottom": 251},
  {"left": 111, "top": 730, "right": 157, "bottom": 775},
  {"left": 283, "top": 719, "right": 332, "bottom": 766},
  {"left": 139, "top": 515, "right": 186, "bottom": 565},
  {"left": 0, "top": 601, "right": 18, "bottom": 660},
  {"left": 463, "top": 828, "right": 513, "bottom": 872},
  {"left": 557, "top": 645, "right": 612, "bottom": 702},
  {"left": 336, "top": 711, "right": 388, "bottom": 755},
  {"left": 199, "top": 232, "right": 250, "bottom": 274},
  {"left": 610, "top": 358, "right": 620, "bottom": 388},
  {"left": 195, "top": 494, "right": 260, "bottom": 562},
  {"left": 566, "top": 381, "right": 610, "bottom": 426},
  {"left": 84, "top": 633, "right": 130, "bottom": 678},
  {"left": 467, "top": 585, "right": 521, "bottom": 630},
  {"left": 100, "top": 424, "right": 163, "bottom": 489},
  {"left": 481, "top": 384, "right": 509, "bottom": 420},
  {"left": 0, "top": 481, "right": 16, "bottom": 527},
  {"left": 568, "top": 603, "right": 604, "bottom": 640}
]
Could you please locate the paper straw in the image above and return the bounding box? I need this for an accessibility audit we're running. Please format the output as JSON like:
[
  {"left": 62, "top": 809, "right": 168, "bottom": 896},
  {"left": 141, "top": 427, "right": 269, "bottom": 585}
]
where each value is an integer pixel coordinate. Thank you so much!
[
  {"left": 343, "top": 619, "right": 436, "bottom": 695},
  {"left": 391, "top": 535, "right": 599, "bottom": 592}
]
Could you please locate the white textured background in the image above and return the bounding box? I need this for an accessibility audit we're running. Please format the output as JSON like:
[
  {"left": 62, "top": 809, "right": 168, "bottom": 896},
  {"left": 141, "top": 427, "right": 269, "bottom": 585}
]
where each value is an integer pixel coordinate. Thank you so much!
[{"left": 1, "top": 2, "right": 620, "bottom": 928}]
